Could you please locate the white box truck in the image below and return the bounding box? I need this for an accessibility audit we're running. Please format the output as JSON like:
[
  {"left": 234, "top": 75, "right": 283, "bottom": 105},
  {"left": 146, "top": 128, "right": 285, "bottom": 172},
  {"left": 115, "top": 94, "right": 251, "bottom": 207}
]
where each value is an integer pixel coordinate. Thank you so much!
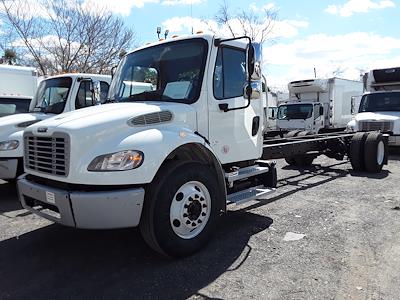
[
  {"left": 347, "top": 67, "right": 400, "bottom": 146},
  {"left": 0, "top": 65, "right": 38, "bottom": 117},
  {"left": 16, "top": 34, "right": 388, "bottom": 257},
  {"left": 0, "top": 73, "right": 111, "bottom": 180},
  {"left": 277, "top": 78, "right": 363, "bottom": 134}
]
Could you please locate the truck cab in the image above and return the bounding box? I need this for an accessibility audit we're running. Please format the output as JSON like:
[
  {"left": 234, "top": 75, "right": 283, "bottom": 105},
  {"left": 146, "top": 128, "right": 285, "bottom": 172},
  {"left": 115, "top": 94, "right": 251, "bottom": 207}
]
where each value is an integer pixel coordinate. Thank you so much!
[
  {"left": 0, "top": 73, "right": 111, "bottom": 180},
  {"left": 17, "top": 34, "right": 273, "bottom": 257},
  {"left": 347, "top": 67, "right": 400, "bottom": 146},
  {"left": 277, "top": 79, "right": 327, "bottom": 133},
  {"left": 0, "top": 65, "right": 38, "bottom": 117},
  {"left": 278, "top": 78, "right": 363, "bottom": 134}
]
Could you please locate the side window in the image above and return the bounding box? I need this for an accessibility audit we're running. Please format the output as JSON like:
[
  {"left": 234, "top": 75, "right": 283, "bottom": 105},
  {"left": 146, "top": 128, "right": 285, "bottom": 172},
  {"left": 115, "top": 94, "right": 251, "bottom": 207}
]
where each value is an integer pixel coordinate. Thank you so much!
[
  {"left": 213, "top": 47, "right": 246, "bottom": 100},
  {"left": 314, "top": 104, "right": 321, "bottom": 119},
  {"left": 76, "top": 81, "right": 110, "bottom": 108}
]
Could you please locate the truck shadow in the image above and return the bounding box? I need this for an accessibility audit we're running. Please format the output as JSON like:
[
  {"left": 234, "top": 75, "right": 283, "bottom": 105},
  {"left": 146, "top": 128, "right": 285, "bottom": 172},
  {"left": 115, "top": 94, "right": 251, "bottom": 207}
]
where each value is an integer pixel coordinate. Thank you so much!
[
  {"left": 0, "top": 181, "right": 23, "bottom": 214},
  {"left": 0, "top": 211, "right": 272, "bottom": 299}
]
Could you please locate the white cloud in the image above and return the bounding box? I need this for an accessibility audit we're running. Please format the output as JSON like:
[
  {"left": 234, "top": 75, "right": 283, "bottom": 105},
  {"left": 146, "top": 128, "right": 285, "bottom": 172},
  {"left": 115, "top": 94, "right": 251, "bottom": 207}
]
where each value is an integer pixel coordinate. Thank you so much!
[
  {"left": 264, "top": 32, "right": 400, "bottom": 89},
  {"left": 82, "top": 0, "right": 159, "bottom": 16},
  {"left": 161, "top": 0, "right": 204, "bottom": 6},
  {"left": 161, "top": 16, "right": 308, "bottom": 41},
  {"left": 325, "top": 0, "right": 395, "bottom": 17},
  {"left": 250, "top": 2, "right": 275, "bottom": 12}
]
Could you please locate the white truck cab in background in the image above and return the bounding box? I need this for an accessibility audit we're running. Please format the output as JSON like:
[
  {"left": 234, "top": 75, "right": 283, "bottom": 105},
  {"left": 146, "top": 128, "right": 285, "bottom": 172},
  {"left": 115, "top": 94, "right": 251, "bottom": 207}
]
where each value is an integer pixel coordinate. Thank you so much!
[
  {"left": 0, "top": 73, "right": 111, "bottom": 180},
  {"left": 347, "top": 67, "right": 400, "bottom": 146},
  {"left": 277, "top": 78, "right": 363, "bottom": 134},
  {"left": 0, "top": 65, "right": 38, "bottom": 117}
]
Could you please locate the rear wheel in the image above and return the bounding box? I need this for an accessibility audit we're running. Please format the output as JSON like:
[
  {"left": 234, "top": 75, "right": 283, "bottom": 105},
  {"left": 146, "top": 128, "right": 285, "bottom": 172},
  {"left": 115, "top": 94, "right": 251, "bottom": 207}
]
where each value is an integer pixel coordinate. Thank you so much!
[
  {"left": 364, "top": 132, "right": 386, "bottom": 173},
  {"left": 140, "top": 161, "right": 222, "bottom": 258},
  {"left": 349, "top": 132, "right": 368, "bottom": 171}
]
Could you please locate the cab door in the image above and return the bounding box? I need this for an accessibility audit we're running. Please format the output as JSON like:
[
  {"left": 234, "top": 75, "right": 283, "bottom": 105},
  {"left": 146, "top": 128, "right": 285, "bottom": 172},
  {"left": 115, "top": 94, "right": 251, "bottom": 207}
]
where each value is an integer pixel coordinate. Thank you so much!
[{"left": 207, "top": 45, "right": 264, "bottom": 164}]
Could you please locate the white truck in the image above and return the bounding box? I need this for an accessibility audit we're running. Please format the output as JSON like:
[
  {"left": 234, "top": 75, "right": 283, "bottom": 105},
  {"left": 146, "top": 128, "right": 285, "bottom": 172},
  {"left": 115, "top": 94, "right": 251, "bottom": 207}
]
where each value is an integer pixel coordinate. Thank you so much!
[
  {"left": 0, "top": 65, "right": 38, "bottom": 117},
  {"left": 347, "top": 67, "right": 400, "bottom": 146},
  {"left": 277, "top": 78, "right": 363, "bottom": 134},
  {"left": 16, "top": 34, "right": 388, "bottom": 258},
  {"left": 0, "top": 73, "right": 111, "bottom": 181}
]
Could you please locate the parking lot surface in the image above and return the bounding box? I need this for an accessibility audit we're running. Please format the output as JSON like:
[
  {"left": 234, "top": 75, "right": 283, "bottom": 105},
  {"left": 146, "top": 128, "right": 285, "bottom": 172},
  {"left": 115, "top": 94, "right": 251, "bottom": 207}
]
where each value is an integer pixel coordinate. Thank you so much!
[{"left": 1, "top": 155, "right": 400, "bottom": 299}]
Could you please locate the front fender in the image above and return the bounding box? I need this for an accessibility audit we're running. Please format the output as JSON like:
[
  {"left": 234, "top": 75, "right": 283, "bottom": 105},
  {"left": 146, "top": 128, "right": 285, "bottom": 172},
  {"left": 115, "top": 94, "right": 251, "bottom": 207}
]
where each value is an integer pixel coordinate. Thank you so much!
[{"left": 65, "top": 127, "right": 213, "bottom": 185}]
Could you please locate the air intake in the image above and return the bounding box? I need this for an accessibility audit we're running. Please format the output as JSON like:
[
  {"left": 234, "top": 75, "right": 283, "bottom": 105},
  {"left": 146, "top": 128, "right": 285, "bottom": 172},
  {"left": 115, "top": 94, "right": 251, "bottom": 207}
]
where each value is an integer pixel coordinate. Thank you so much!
[{"left": 128, "top": 111, "right": 173, "bottom": 126}]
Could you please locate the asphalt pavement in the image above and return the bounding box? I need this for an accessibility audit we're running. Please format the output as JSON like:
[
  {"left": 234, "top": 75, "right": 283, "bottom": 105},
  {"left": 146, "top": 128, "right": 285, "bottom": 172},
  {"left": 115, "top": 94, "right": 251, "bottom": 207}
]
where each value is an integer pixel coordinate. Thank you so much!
[{"left": 1, "top": 154, "right": 399, "bottom": 299}]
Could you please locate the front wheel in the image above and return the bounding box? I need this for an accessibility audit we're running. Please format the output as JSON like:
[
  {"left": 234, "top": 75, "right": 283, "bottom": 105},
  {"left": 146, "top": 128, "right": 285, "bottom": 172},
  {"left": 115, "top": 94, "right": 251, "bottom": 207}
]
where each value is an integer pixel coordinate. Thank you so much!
[{"left": 140, "top": 161, "right": 222, "bottom": 258}]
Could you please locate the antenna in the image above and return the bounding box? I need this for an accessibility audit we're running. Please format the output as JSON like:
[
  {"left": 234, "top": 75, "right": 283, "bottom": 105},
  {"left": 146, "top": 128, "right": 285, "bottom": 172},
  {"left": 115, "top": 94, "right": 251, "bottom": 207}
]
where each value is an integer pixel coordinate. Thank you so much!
[
  {"left": 314, "top": 67, "right": 317, "bottom": 79},
  {"left": 191, "top": 0, "right": 193, "bottom": 34},
  {"left": 156, "top": 27, "right": 161, "bottom": 39}
]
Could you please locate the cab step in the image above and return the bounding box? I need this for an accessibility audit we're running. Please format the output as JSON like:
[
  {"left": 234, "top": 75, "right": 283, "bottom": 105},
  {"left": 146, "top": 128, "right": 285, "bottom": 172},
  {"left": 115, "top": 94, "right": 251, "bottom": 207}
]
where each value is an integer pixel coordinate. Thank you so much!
[
  {"left": 225, "top": 165, "right": 269, "bottom": 183},
  {"left": 227, "top": 185, "right": 276, "bottom": 205}
]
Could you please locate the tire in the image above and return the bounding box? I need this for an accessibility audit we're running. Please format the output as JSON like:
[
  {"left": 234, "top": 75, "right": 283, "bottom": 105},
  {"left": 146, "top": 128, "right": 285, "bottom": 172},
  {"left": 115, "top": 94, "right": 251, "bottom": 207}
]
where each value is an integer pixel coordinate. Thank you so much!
[
  {"left": 284, "top": 131, "right": 302, "bottom": 165},
  {"left": 364, "top": 132, "right": 386, "bottom": 173},
  {"left": 294, "top": 131, "right": 315, "bottom": 166},
  {"left": 349, "top": 132, "right": 368, "bottom": 171},
  {"left": 140, "top": 161, "right": 222, "bottom": 258}
]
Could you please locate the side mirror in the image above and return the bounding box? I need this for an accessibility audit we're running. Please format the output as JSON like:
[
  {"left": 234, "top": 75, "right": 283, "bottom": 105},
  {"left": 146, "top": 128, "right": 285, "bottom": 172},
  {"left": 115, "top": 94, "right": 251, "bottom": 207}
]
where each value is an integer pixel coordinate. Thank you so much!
[
  {"left": 246, "top": 42, "right": 262, "bottom": 81},
  {"left": 111, "top": 65, "right": 118, "bottom": 79},
  {"left": 92, "top": 81, "right": 101, "bottom": 105},
  {"left": 319, "top": 106, "right": 324, "bottom": 115},
  {"left": 243, "top": 82, "right": 261, "bottom": 100}
]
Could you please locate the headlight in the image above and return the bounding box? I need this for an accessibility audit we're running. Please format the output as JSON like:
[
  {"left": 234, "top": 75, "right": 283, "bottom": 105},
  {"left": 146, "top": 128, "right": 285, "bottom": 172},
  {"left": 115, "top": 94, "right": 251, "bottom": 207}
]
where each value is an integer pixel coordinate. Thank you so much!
[
  {"left": 88, "top": 150, "right": 144, "bottom": 171},
  {"left": 0, "top": 140, "right": 19, "bottom": 151}
]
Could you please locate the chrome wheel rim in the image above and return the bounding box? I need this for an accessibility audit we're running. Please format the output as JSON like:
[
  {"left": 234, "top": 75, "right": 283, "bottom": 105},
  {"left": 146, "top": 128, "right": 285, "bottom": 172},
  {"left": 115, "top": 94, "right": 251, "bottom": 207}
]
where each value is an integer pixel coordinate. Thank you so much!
[{"left": 170, "top": 181, "right": 211, "bottom": 239}]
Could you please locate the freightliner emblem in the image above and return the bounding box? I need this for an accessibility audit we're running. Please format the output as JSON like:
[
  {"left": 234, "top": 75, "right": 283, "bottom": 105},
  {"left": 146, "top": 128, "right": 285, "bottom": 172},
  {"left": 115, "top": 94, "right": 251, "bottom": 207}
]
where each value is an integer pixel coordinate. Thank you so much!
[{"left": 37, "top": 127, "right": 48, "bottom": 133}]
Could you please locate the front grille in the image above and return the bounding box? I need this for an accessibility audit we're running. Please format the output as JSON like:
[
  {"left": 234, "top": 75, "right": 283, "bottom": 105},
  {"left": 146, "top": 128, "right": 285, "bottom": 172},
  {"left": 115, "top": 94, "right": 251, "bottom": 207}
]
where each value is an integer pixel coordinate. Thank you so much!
[
  {"left": 359, "top": 121, "right": 394, "bottom": 132},
  {"left": 24, "top": 132, "right": 70, "bottom": 177}
]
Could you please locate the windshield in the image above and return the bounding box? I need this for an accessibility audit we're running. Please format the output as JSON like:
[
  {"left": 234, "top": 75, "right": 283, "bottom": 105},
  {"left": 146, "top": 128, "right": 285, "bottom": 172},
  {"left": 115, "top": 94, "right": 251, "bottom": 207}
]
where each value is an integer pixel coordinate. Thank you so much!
[
  {"left": 109, "top": 39, "right": 208, "bottom": 104},
  {"left": 359, "top": 92, "right": 400, "bottom": 112},
  {"left": 278, "top": 104, "right": 313, "bottom": 120},
  {"left": 32, "top": 77, "right": 72, "bottom": 114},
  {"left": 0, "top": 98, "right": 31, "bottom": 117}
]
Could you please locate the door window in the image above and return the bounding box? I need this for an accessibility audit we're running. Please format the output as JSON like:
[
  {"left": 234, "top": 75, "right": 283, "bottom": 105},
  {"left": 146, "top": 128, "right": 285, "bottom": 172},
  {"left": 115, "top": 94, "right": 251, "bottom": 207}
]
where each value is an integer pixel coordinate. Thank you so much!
[
  {"left": 76, "top": 81, "right": 110, "bottom": 109},
  {"left": 213, "top": 47, "right": 246, "bottom": 100}
]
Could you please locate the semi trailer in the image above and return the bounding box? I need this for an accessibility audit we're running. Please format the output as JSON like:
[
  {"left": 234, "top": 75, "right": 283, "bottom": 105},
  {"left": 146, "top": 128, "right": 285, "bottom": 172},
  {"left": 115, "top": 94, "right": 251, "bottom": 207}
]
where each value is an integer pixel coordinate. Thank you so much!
[
  {"left": 277, "top": 78, "right": 363, "bottom": 134},
  {"left": 16, "top": 34, "right": 388, "bottom": 257},
  {"left": 347, "top": 67, "right": 400, "bottom": 146},
  {"left": 0, "top": 73, "right": 111, "bottom": 181}
]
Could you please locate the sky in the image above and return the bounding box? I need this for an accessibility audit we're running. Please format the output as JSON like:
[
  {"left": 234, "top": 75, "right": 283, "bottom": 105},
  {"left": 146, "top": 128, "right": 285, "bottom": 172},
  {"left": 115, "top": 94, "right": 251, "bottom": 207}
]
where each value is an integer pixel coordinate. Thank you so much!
[{"left": 5, "top": 0, "right": 400, "bottom": 91}]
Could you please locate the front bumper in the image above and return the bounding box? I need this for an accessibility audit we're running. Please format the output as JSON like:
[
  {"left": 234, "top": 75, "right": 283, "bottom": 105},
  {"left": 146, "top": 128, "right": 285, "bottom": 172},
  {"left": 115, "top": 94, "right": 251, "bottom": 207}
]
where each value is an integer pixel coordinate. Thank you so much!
[
  {"left": 17, "top": 175, "right": 145, "bottom": 229},
  {"left": 0, "top": 158, "right": 18, "bottom": 180}
]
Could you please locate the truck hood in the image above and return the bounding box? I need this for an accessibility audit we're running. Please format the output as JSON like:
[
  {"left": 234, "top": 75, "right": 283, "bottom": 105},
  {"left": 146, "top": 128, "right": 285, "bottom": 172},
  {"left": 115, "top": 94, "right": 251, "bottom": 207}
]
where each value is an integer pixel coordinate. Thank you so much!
[
  {"left": 354, "top": 112, "right": 400, "bottom": 122},
  {"left": 0, "top": 112, "right": 50, "bottom": 141},
  {"left": 27, "top": 102, "right": 198, "bottom": 135}
]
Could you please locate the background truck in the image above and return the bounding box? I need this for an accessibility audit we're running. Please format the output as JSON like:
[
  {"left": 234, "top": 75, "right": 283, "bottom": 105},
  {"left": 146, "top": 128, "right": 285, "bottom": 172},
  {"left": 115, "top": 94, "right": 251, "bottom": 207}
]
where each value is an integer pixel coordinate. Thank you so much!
[
  {"left": 0, "top": 73, "right": 111, "bottom": 181},
  {"left": 277, "top": 78, "right": 363, "bottom": 134},
  {"left": 347, "top": 67, "right": 400, "bottom": 146},
  {"left": 16, "top": 34, "right": 388, "bottom": 258},
  {"left": 0, "top": 65, "right": 38, "bottom": 117}
]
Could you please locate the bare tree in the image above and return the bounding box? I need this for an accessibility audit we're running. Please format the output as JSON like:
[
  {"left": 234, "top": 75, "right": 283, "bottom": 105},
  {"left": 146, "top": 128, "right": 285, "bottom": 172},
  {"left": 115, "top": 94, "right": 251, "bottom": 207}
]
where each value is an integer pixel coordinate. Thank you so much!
[
  {"left": 0, "top": 0, "right": 134, "bottom": 75},
  {"left": 209, "top": 0, "right": 278, "bottom": 44}
]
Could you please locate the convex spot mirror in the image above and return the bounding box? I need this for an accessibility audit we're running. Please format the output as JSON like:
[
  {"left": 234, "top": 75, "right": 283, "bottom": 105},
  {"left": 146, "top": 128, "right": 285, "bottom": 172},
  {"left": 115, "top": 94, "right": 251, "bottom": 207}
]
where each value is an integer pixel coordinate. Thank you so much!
[
  {"left": 246, "top": 42, "right": 262, "bottom": 81},
  {"left": 243, "top": 81, "right": 262, "bottom": 100}
]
